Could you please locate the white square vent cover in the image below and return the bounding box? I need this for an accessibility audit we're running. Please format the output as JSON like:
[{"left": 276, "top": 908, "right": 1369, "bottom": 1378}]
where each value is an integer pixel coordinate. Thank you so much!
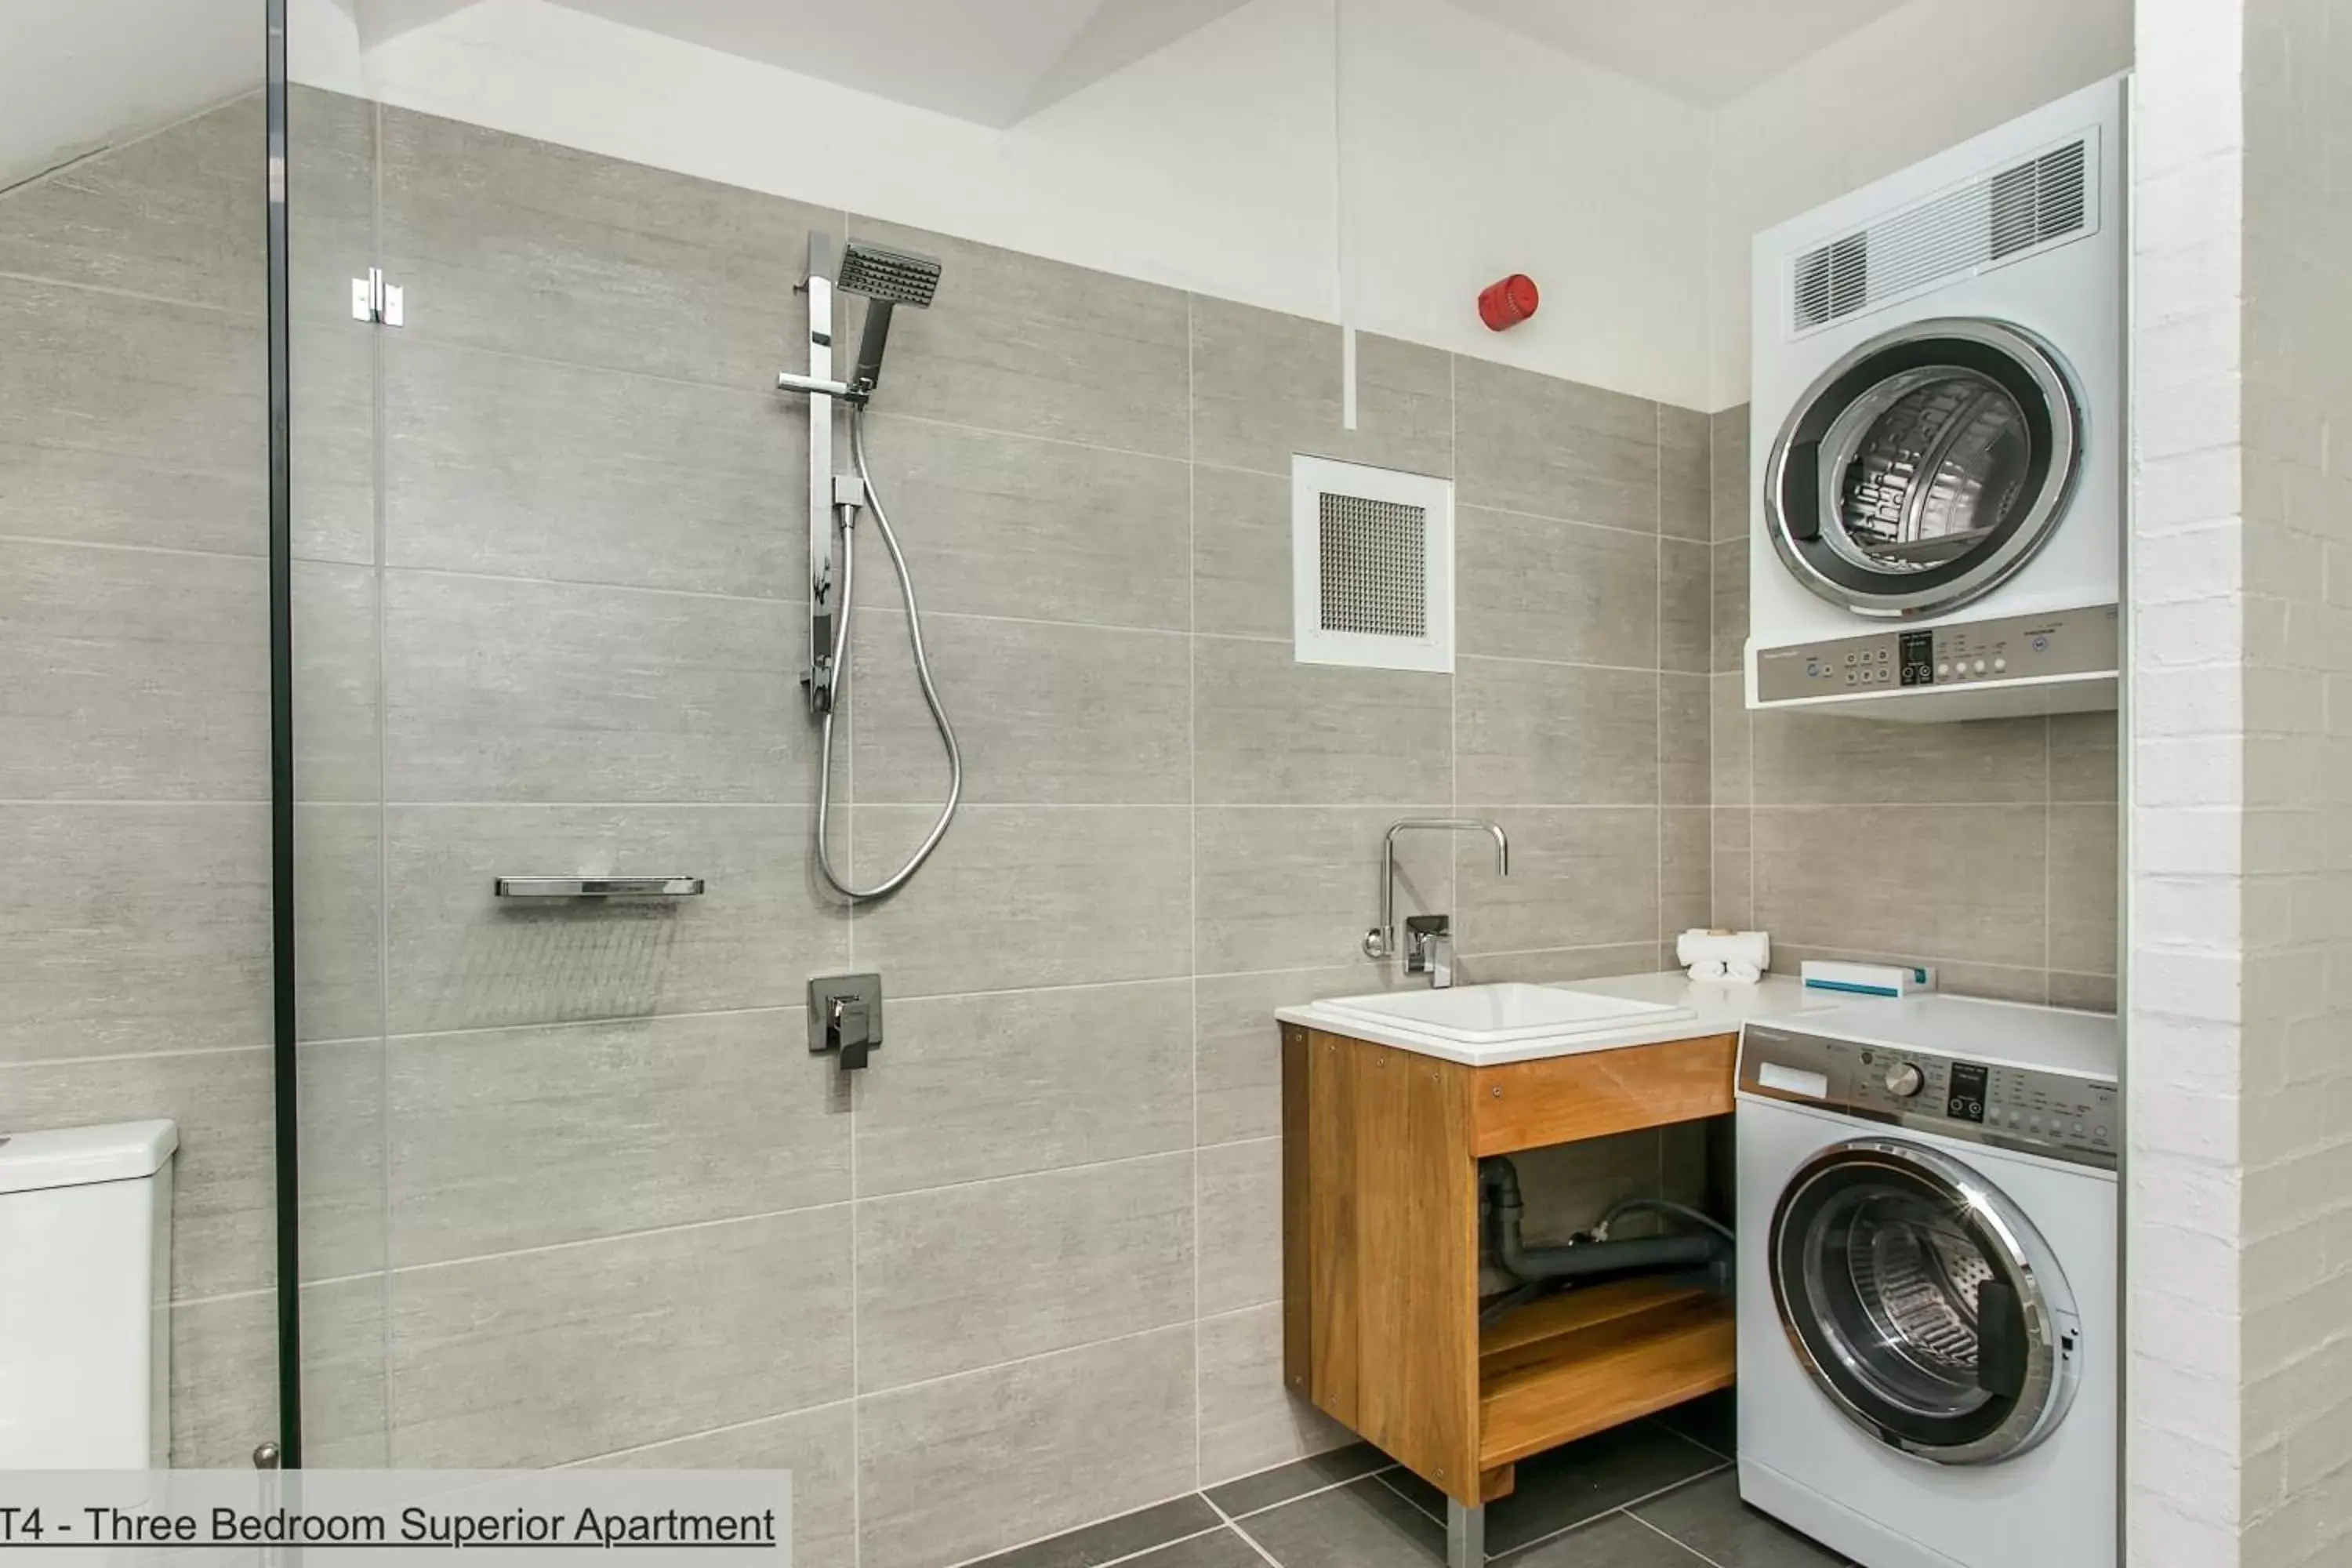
[{"left": 1291, "top": 456, "right": 1454, "bottom": 673}]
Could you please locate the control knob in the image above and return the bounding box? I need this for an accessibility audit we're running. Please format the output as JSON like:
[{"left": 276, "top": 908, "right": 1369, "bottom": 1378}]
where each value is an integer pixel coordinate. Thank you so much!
[{"left": 1883, "top": 1061, "right": 1924, "bottom": 1098}]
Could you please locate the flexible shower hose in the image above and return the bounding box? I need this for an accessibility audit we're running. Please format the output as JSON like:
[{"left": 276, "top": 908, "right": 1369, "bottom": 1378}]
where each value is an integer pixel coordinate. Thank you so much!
[{"left": 810, "top": 405, "right": 963, "bottom": 901}]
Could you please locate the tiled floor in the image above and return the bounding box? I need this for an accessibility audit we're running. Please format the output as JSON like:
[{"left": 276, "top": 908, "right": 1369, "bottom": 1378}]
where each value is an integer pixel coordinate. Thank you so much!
[{"left": 965, "top": 1395, "right": 1850, "bottom": 1568}]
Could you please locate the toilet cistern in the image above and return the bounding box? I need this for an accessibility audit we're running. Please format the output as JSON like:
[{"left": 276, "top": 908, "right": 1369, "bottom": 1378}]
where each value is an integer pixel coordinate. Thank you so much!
[{"left": 1363, "top": 818, "right": 1508, "bottom": 988}]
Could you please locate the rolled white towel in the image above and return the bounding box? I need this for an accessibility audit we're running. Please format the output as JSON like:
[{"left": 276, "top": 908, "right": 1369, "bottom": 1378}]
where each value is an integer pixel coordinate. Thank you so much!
[
  {"left": 1722, "top": 958, "right": 1762, "bottom": 985},
  {"left": 1686, "top": 956, "right": 1729, "bottom": 982},
  {"left": 1675, "top": 928, "right": 1770, "bottom": 971}
]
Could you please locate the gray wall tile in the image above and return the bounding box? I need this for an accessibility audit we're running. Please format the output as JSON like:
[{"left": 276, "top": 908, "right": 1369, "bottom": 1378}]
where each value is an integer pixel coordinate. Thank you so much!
[
  {"left": 1661, "top": 673, "right": 1711, "bottom": 808},
  {"left": 1754, "top": 806, "right": 2049, "bottom": 970},
  {"left": 1711, "top": 539, "right": 1748, "bottom": 673},
  {"left": 1194, "top": 966, "right": 1402, "bottom": 1146},
  {"left": 1455, "top": 659, "right": 1658, "bottom": 805},
  {"left": 0, "top": 539, "right": 266, "bottom": 799},
  {"left": 1660, "top": 539, "right": 1711, "bottom": 674},
  {"left": 293, "top": 560, "right": 383, "bottom": 805},
  {"left": 2050, "top": 804, "right": 2121, "bottom": 975},
  {"left": 1192, "top": 299, "right": 1451, "bottom": 477},
  {"left": 390, "top": 1207, "right": 853, "bottom": 1468},
  {"left": 299, "top": 1040, "right": 387, "bottom": 1284},
  {"left": 2049, "top": 971, "right": 2118, "bottom": 1011},
  {"left": 294, "top": 804, "right": 384, "bottom": 1044},
  {"left": 2050, "top": 711, "right": 2121, "bottom": 801},
  {"left": 386, "top": 1009, "right": 848, "bottom": 1265},
  {"left": 851, "top": 612, "right": 1189, "bottom": 804},
  {"left": 857, "top": 1327, "right": 1196, "bottom": 1568},
  {"left": 857, "top": 1152, "right": 1194, "bottom": 1390},
  {"left": 173, "top": 1282, "right": 390, "bottom": 1470},
  {"left": 383, "top": 570, "right": 802, "bottom": 804},
  {"left": 1197, "top": 1304, "right": 1353, "bottom": 1486},
  {"left": 1455, "top": 356, "right": 1657, "bottom": 530},
  {"left": 1192, "top": 463, "right": 1294, "bottom": 640},
  {"left": 1457, "top": 504, "right": 1657, "bottom": 666},
  {"left": 1709, "top": 673, "right": 1751, "bottom": 805},
  {"left": 0, "top": 804, "right": 270, "bottom": 1061},
  {"left": 1659, "top": 405, "right": 1711, "bottom": 542},
  {"left": 1711, "top": 808, "right": 1754, "bottom": 932},
  {"left": 844, "top": 216, "right": 1190, "bottom": 458},
  {"left": 857, "top": 981, "right": 1192, "bottom": 1196},
  {"left": 1751, "top": 712, "right": 2050, "bottom": 806},
  {"left": 1193, "top": 636, "right": 1451, "bottom": 804},
  {"left": 285, "top": 87, "right": 380, "bottom": 329},
  {"left": 852, "top": 413, "right": 1192, "bottom": 630},
  {"left": 1193, "top": 807, "right": 1449, "bottom": 976},
  {"left": 1663, "top": 807, "right": 1711, "bottom": 940},
  {"left": 1454, "top": 808, "right": 1661, "bottom": 956},
  {"left": 0, "top": 279, "right": 265, "bottom": 557},
  {"left": 1710, "top": 406, "right": 1750, "bottom": 545},
  {"left": 589, "top": 1402, "right": 856, "bottom": 1568},
  {"left": 1198, "top": 1138, "right": 1282, "bottom": 1316},
  {"left": 851, "top": 806, "right": 1190, "bottom": 996},
  {"left": 384, "top": 336, "right": 802, "bottom": 597},
  {"left": 379, "top": 106, "right": 824, "bottom": 387},
  {"left": 1454, "top": 943, "right": 1671, "bottom": 985},
  {"left": 288, "top": 313, "right": 382, "bottom": 566},
  {"left": 382, "top": 804, "right": 845, "bottom": 1034}
]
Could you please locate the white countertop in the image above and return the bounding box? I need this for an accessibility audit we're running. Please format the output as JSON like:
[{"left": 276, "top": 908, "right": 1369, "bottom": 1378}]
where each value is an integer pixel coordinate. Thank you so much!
[{"left": 1276, "top": 970, "right": 1848, "bottom": 1067}]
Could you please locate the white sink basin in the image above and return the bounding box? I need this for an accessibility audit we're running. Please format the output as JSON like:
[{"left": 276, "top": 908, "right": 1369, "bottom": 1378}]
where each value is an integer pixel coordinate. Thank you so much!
[{"left": 1316, "top": 983, "right": 1696, "bottom": 1046}]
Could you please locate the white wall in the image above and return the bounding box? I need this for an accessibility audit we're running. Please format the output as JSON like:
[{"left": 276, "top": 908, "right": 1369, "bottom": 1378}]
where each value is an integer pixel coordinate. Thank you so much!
[
  {"left": 2, "top": 0, "right": 256, "bottom": 187},
  {"left": 292, "top": 0, "right": 1715, "bottom": 406},
  {"left": 1704, "top": 0, "right": 2135, "bottom": 408}
]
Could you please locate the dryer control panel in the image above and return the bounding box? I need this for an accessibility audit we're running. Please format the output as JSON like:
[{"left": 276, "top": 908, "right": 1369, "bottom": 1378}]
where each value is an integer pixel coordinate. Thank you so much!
[
  {"left": 1754, "top": 604, "right": 2118, "bottom": 704},
  {"left": 1740, "top": 1024, "right": 2117, "bottom": 1170}
]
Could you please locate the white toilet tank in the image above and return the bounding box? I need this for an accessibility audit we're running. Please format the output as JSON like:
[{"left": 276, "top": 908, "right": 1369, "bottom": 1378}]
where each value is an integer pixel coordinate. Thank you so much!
[{"left": 0, "top": 1120, "right": 177, "bottom": 1468}]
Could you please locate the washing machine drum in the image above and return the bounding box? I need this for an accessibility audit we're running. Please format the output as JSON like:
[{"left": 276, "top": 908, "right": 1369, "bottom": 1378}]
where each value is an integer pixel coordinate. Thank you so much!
[
  {"left": 1764, "top": 318, "right": 2085, "bottom": 619},
  {"left": 1770, "top": 1138, "right": 2081, "bottom": 1465}
]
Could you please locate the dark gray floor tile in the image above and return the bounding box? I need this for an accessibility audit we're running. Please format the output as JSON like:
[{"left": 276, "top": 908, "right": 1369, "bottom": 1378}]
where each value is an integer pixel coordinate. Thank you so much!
[
  {"left": 1238, "top": 1476, "right": 1445, "bottom": 1567},
  {"left": 968, "top": 1496, "right": 1222, "bottom": 1568},
  {"left": 1654, "top": 1391, "right": 1737, "bottom": 1460},
  {"left": 1128, "top": 1529, "right": 1272, "bottom": 1568},
  {"left": 1498, "top": 1512, "right": 1702, "bottom": 1566},
  {"left": 1207, "top": 1443, "right": 1391, "bottom": 1519},
  {"left": 1632, "top": 1474, "right": 1849, "bottom": 1566},
  {"left": 1382, "top": 1422, "right": 1723, "bottom": 1555}
]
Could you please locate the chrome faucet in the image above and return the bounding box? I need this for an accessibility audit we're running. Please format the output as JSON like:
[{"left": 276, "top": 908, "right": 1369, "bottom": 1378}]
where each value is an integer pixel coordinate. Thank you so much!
[{"left": 1363, "top": 818, "right": 1510, "bottom": 988}]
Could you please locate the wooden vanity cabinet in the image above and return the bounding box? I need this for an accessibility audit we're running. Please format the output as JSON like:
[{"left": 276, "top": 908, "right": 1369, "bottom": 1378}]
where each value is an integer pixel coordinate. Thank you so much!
[{"left": 1280, "top": 1023, "right": 1738, "bottom": 1508}]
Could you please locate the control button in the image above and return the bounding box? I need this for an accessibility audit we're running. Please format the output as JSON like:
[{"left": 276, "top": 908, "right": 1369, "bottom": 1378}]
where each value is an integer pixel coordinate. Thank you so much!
[
  {"left": 2094, "top": 1125, "right": 2109, "bottom": 1141},
  {"left": 1876, "top": 648, "right": 1889, "bottom": 662},
  {"left": 1845, "top": 652, "right": 1857, "bottom": 666},
  {"left": 1884, "top": 1062, "right": 1925, "bottom": 1098},
  {"left": 2074, "top": 1121, "right": 2087, "bottom": 1137},
  {"left": 1936, "top": 662, "right": 1950, "bottom": 677},
  {"left": 1806, "top": 659, "right": 1820, "bottom": 677},
  {"left": 1973, "top": 659, "right": 1987, "bottom": 674},
  {"left": 2032, "top": 635, "right": 2051, "bottom": 652},
  {"left": 1993, "top": 657, "right": 2007, "bottom": 673},
  {"left": 1846, "top": 672, "right": 1858, "bottom": 684}
]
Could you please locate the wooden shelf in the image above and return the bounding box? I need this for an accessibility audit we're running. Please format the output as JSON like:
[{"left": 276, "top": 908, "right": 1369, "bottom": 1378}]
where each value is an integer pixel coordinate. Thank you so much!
[{"left": 1477, "top": 1278, "right": 1735, "bottom": 1471}]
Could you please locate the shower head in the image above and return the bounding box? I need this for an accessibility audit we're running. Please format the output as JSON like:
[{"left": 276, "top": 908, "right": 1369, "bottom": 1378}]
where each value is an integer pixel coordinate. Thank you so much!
[{"left": 839, "top": 240, "right": 942, "bottom": 400}]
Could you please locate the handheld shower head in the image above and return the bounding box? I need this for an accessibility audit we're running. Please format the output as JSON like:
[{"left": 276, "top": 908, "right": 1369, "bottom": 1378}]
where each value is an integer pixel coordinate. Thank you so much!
[{"left": 838, "top": 240, "right": 942, "bottom": 400}]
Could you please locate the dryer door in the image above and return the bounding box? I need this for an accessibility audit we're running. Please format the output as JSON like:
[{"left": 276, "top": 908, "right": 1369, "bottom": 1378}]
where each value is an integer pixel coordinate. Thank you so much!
[
  {"left": 1769, "top": 1136, "right": 2081, "bottom": 1465},
  {"left": 1763, "top": 318, "right": 2085, "bottom": 618}
]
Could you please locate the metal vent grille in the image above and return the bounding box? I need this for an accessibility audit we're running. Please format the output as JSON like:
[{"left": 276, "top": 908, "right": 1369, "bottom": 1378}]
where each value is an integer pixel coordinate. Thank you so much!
[
  {"left": 1789, "top": 132, "right": 2096, "bottom": 335},
  {"left": 1317, "top": 494, "right": 1427, "bottom": 637}
]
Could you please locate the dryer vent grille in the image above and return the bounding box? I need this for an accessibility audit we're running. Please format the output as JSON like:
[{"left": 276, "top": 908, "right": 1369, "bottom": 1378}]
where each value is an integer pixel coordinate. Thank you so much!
[
  {"left": 1291, "top": 456, "right": 1454, "bottom": 673},
  {"left": 1790, "top": 130, "right": 2096, "bottom": 336}
]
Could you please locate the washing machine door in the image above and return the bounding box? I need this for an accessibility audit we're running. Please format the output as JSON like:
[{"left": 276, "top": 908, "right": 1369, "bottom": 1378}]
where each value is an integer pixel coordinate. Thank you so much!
[
  {"left": 1763, "top": 318, "right": 2085, "bottom": 618},
  {"left": 1769, "top": 1136, "right": 2081, "bottom": 1465}
]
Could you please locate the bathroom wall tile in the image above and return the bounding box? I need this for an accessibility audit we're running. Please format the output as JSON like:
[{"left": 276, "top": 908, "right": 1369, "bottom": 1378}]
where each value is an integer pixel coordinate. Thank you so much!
[
  {"left": 2050, "top": 710, "right": 2122, "bottom": 801},
  {"left": 386, "top": 1009, "right": 848, "bottom": 1266},
  {"left": 0, "top": 279, "right": 266, "bottom": 557},
  {"left": 1659, "top": 405, "right": 1711, "bottom": 542},
  {"left": 0, "top": 96, "right": 263, "bottom": 312},
  {"left": 589, "top": 1402, "right": 857, "bottom": 1568},
  {"left": 382, "top": 804, "right": 845, "bottom": 1034},
  {"left": 0, "top": 1045, "right": 274, "bottom": 1301},
  {"left": 0, "top": 804, "right": 270, "bottom": 1061},
  {"left": 1508, "top": 1127, "right": 1675, "bottom": 1243},
  {"left": 1711, "top": 808, "right": 1754, "bottom": 933},
  {"left": 1192, "top": 300, "right": 1452, "bottom": 477},
  {"left": 293, "top": 560, "right": 383, "bottom": 805},
  {"left": 858, "top": 1327, "right": 1196, "bottom": 1568},
  {"left": 1192, "top": 463, "right": 1295, "bottom": 640},
  {"left": 1454, "top": 808, "right": 1661, "bottom": 956},
  {"left": 1753, "top": 805, "right": 2049, "bottom": 968},
  {"left": 0, "top": 539, "right": 267, "bottom": 799},
  {"left": 172, "top": 1279, "right": 390, "bottom": 1469},
  {"left": 1661, "top": 673, "right": 1711, "bottom": 808},
  {"left": 852, "top": 612, "right": 1190, "bottom": 804},
  {"left": 1457, "top": 504, "right": 1658, "bottom": 666},
  {"left": 851, "top": 806, "right": 1191, "bottom": 996},
  {"left": 383, "top": 570, "right": 802, "bottom": 804},
  {"left": 300, "top": 1039, "right": 387, "bottom": 1284},
  {"left": 389, "top": 1206, "right": 853, "bottom": 1468},
  {"left": 302, "top": 1277, "right": 396, "bottom": 1468},
  {"left": 1455, "top": 357, "right": 1658, "bottom": 531},
  {"left": 294, "top": 804, "right": 384, "bottom": 1045},
  {"left": 380, "top": 107, "right": 824, "bottom": 387},
  {"left": 1709, "top": 673, "right": 1751, "bottom": 805},
  {"left": 844, "top": 216, "right": 1192, "bottom": 459},
  {"left": 1193, "top": 807, "right": 1450, "bottom": 976},
  {"left": 1198, "top": 1137, "right": 1283, "bottom": 1316},
  {"left": 1193, "top": 636, "right": 1452, "bottom": 804},
  {"left": 1455, "top": 659, "right": 1658, "bottom": 805},
  {"left": 1710, "top": 539, "right": 1749, "bottom": 673},
  {"left": 1662, "top": 808, "right": 1712, "bottom": 940},
  {"left": 383, "top": 336, "right": 802, "bottom": 597},
  {"left": 1197, "top": 1305, "right": 1354, "bottom": 1486},
  {"left": 1751, "top": 712, "right": 2051, "bottom": 806},
  {"left": 284, "top": 86, "right": 380, "bottom": 328},
  {"left": 289, "top": 313, "right": 382, "bottom": 566},
  {"left": 1660, "top": 539, "right": 1712, "bottom": 674},
  {"left": 858, "top": 980, "right": 1192, "bottom": 1196},
  {"left": 2050, "top": 804, "right": 2122, "bottom": 975},
  {"left": 857, "top": 1152, "right": 1195, "bottom": 1390},
  {"left": 1710, "top": 406, "right": 1750, "bottom": 546},
  {"left": 852, "top": 413, "right": 1192, "bottom": 631},
  {"left": 1452, "top": 944, "right": 1665, "bottom": 986},
  {"left": 2049, "top": 971, "right": 2118, "bottom": 1011},
  {"left": 1194, "top": 965, "right": 1403, "bottom": 1146}
]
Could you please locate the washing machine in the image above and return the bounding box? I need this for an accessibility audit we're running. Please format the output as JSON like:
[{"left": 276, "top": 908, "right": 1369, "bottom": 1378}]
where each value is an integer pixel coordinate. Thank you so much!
[
  {"left": 1735, "top": 997, "right": 2117, "bottom": 1568},
  {"left": 1747, "top": 75, "right": 2127, "bottom": 720}
]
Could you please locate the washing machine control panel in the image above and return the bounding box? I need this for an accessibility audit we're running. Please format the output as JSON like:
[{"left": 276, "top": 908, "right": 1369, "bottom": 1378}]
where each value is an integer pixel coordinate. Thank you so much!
[
  {"left": 1740, "top": 1025, "right": 2117, "bottom": 1170},
  {"left": 1753, "top": 604, "right": 2120, "bottom": 703}
]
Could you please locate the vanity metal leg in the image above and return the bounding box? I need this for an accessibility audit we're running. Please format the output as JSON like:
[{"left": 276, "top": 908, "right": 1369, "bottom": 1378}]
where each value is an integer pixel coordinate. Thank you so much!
[{"left": 1446, "top": 1497, "right": 1485, "bottom": 1568}]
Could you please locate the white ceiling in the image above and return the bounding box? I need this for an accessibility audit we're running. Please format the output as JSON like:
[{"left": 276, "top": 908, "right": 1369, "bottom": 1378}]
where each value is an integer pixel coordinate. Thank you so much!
[{"left": 1450, "top": 0, "right": 1916, "bottom": 106}]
